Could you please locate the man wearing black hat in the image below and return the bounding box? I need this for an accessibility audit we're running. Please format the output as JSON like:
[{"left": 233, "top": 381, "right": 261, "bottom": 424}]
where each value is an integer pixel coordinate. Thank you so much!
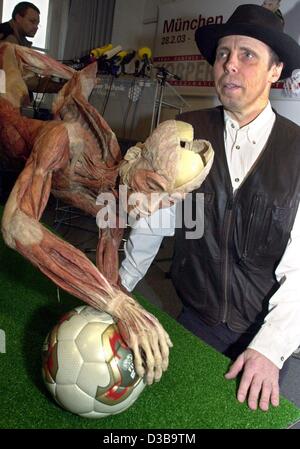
[{"left": 119, "top": 4, "right": 300, "bottom": 411}]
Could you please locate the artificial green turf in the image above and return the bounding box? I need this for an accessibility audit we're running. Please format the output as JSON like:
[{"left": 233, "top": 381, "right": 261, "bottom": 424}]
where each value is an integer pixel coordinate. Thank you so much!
[{"left": 1, "top": 206, "right": 300, "bottom": 429}]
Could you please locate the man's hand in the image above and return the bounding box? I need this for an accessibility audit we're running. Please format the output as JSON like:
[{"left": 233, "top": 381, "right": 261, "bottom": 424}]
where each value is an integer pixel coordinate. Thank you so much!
[{"left": 225, "top": 348, "right": 280, "bottom": 411}]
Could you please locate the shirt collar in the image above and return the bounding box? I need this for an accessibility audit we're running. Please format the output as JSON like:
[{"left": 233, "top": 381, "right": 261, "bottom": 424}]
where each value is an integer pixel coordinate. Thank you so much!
[{"left": 224, "top": 102, "right": 275, "bottom": 144}]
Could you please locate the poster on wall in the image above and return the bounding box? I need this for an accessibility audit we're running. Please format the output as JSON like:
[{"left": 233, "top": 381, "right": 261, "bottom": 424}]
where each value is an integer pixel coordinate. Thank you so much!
[{"left": 153, "top": 0, "right": 300, "bottom": 96}]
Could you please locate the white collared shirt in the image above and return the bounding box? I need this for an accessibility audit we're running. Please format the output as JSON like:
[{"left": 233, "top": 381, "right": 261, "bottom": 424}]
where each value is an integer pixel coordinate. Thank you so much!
[
  {"left": 119, "top": 102, "right": 300, "bottom": 368},
  {"left": 223, "top": 103, "right": 276, "bottom": 190}
]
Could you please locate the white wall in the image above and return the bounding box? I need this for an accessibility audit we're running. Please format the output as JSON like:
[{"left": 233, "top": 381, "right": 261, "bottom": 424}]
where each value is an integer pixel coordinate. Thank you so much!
[
  {"left": 111, "top": 0, "right": 146, "bottom": 49},
  {"left": 270, "top": 97, "right": 300, "bottom": 125},
  {"left": 112, "top": 0, "right": 173, "bottom": 49}
]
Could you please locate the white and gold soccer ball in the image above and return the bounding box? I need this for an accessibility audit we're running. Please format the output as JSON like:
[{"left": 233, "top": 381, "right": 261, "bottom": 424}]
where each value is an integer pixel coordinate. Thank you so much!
[{"left": 42, "top": 306, "right": 146, "bottom": 418}]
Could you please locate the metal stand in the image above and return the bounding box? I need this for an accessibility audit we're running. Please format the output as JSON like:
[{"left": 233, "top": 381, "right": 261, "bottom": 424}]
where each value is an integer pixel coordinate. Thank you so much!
[{"left": 151, "top": 66, "right": 189, "bottom": 132}]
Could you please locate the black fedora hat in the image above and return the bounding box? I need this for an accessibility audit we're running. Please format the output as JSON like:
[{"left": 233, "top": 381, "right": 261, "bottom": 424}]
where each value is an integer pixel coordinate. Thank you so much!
[{"left": 195, "top": 4, "right": 300, "bottom": 80}]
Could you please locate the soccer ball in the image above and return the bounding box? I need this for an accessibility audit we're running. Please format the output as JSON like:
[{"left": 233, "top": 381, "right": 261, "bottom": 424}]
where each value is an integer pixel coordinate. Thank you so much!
[{"left": 42, "top": 305, "right": 146, "bottom": 418}]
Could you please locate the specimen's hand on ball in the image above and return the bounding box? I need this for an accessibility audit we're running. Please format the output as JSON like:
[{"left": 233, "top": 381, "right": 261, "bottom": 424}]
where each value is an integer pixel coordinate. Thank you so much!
[{"left": 107, "top": 293, "right": 173, "bottom": 385}]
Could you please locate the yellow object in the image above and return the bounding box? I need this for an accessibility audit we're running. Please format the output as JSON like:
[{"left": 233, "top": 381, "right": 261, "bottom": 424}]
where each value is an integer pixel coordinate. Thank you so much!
[
  {"left": 174, "top": 121, "right": 203, "bottom": 187},
  {"left": 175, "top": 149, "right": 204, "bottom": 187},
  {"left": 137, "top": 47, "right": 152, "bottom": 60},
  {"left": 90, "top": 44, "right": 113, "bottom": 58},
  {"left": 175, "top": 121, "right": 194, "bottom": 143},
  {"left": 117, "top": 51, "right": 128, "bottom": 60},
  {"left": 90, "top": 49, "right": 98, "bottom": 58}
]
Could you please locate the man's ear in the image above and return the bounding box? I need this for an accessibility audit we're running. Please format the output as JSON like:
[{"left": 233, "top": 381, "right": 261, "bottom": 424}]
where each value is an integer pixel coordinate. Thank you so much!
[
  {"left": 14, "top": 14, "right": 22, "bottom": 24},
  {"left": 270, "top": 62, "right": 284, "bottom": 83}
]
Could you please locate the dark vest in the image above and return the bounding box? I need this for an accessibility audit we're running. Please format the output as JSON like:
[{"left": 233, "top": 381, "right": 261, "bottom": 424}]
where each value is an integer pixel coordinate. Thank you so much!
[{"left": 171, "top": 107, "right": 300, "bottom": 333}]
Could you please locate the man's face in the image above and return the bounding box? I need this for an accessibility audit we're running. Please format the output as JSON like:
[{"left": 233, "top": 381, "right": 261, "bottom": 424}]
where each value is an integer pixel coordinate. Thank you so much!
[
  {"left": 15, "top": 8, "right": 40, "bottom": 37},
  {"left": 213, "top": 35, "right": 282, "bottom": 117},
  {"left": 262, "top": 0, "right": 280, "bottom": 12}
]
